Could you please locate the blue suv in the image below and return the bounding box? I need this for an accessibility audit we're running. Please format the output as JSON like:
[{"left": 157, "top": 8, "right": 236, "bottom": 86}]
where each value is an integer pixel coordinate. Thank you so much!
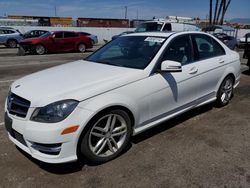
[{"left": 0, "top": 27, "right": 24, "bottom": 48}]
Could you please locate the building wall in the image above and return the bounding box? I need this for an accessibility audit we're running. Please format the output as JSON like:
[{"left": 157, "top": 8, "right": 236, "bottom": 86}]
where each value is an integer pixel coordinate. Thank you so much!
[
  {"left": 11, "top": 26, "right": 135, "bottom": 44},
  {"left": 8, "top": 26, "right": 250, "bottom": 44}
]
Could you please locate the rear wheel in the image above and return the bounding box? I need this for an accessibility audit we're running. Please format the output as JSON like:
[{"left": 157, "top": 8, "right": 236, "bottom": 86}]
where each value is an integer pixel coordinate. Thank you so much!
[
  {"left": 78, "top": 43, "right": 86, "bottom": 52},
  {"left": 79, "top": 109, "right": 132, "bottom": 164},
  {"left": 7, "top": 40, "right": 17, "bottom": 48},
  {"left": 216, "top": 76, "right": 234, "bottom": 107},
  {"left": 35, "top": 45, "right": 46, "bottom": 55}
]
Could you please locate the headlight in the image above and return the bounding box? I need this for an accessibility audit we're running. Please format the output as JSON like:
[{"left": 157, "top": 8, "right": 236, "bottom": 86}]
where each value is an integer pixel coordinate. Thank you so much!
[{"left": 31, "top": 100, "right": 79, "bottom": 123}]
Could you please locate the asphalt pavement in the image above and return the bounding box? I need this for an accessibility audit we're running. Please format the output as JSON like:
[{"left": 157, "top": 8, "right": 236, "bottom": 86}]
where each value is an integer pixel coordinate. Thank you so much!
[{"left": 0, "top": 46, "right": 250, "bottom": 188}]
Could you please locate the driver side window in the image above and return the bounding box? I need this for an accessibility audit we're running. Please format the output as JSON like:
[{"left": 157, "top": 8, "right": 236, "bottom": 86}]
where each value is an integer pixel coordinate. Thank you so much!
[{"left": 162, "top": 35, "right": 193, "bottom": 65}]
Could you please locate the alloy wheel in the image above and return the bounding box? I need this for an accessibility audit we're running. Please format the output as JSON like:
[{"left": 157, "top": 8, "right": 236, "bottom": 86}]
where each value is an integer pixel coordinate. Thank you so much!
[
  {"left": 220, "top": 77, "right": 233, "bottom": 104},
  {"left": 78, "top": 44, "right": 86, "bottom": 52},
  {"left": 88, "top": 114, "right": 128, "bottom": 157},
  {"left": 8, "top": 40, "right": 17, "bottom": 48}
]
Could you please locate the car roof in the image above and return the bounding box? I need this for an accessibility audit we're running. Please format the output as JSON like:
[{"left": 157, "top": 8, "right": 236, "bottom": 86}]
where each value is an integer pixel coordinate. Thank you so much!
[
  {"left": 123, "top": 31, "right": 207, "bottom": 38},
  {"left": 53, "top": 31, "right": 76, "bottom": 33},
  {"left": 124, "top": 32, "right": 175, "bottom": 37},
  {"left": 29, "top": 30, "right": 48, "bottom": 32},
  {"left": 0, "top": 27, "right": 15, "bottom": 29}
]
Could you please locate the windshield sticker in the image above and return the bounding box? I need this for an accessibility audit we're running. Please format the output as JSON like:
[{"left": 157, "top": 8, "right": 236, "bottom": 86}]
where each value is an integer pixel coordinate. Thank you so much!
[{"left": 144, "top": 37, "right": 165, "bottom": 43}]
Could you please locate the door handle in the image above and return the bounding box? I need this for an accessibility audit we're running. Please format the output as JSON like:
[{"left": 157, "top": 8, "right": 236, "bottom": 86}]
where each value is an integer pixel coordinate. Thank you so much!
[
  {"left": 218, "top": 58, "right": 225, "bottom": 64},
  {"left": 189, "top": 67, "right": 198, "bottom": 74}
]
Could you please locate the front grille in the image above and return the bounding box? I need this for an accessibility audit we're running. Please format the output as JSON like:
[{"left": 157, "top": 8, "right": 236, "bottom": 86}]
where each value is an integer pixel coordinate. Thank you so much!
[{"left": 7, "top": 92, "right": 31, "bottom": 118}]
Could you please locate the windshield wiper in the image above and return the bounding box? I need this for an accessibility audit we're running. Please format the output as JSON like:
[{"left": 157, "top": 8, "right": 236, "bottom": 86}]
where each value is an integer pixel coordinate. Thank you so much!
[{"left": 95, "top": 60, "right": 122, "bottom": 67}]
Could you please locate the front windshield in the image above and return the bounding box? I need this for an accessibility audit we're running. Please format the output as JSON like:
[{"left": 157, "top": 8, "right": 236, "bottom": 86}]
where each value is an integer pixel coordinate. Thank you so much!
[
  {"left": 86, "top": 36, "right": 166, "bottom": 69},
  {"left": 39, "top": 31, "right": 51, "bottom": 38},
  {"left": 135, "top": 22, "right": 163, "bottom": 32}
]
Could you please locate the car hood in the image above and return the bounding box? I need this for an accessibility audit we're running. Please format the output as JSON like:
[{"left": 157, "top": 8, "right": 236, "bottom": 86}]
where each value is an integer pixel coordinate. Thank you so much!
[{"left": 10, "top": 60, "right": 146, "bottom": 107}]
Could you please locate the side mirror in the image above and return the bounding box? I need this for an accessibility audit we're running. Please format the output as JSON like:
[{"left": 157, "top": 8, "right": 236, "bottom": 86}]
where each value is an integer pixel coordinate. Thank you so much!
[{"left": 161, "top": 60, "right": 182, "bottom": 72}]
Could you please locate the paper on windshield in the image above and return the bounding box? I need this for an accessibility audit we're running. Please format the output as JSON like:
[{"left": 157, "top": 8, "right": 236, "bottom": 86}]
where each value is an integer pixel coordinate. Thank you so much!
[{"left": 144, "top": 37, "right": 165, "bottom": 43}]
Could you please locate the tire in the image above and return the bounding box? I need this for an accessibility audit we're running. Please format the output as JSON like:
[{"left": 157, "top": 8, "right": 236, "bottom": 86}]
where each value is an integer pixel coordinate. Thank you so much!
[
  {"left": 7, "top": 40, "right": 17, "bottom": 48},
  {"left": 216, "top": 76, "right": 234, "bottom": 107},
  {"left": 78, "top": 43, "right": 86, "bottom": 52},
  {"left": 78, "top": 109, "right": 132, "bottom": 164},
  {"left": 35, "top": 45, "right": 46, "bottom": 55}
]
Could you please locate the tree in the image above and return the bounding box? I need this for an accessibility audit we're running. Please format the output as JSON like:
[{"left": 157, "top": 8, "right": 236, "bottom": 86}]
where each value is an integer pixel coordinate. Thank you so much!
[
  {"left": 210, "top": 0, "right": 232, "bottom": 25},
  {"left": 213, "top": 0, "right": 219, "bottom": 24},
  {"left": 219, "top": 0, "right": 231, "bottom": 25},
  {"left": 209, "top": 0, "right": 213, "bottom": 24},
  {"left": 216, "top": 0, "right": 225, "bottom": 24}
]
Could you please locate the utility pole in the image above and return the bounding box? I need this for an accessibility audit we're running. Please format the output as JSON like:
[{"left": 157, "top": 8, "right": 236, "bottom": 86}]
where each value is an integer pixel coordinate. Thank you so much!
[
  {"left": 54, "top": 6, "right": 57, "bottom": 17},
  {"left": 136, "top": 9, "right": 139, "bottom": 20},
  {"left": 125, "top": 6, "right": 127, "bottom": 19}
]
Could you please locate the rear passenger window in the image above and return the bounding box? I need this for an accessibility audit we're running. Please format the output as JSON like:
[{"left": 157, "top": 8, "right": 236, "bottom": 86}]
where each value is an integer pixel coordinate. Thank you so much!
[
  {"left": 5, "top": 30, "right": 15, "bottom": 34},
  {"left": 192, "top": 34, "right": 225, "bottom": 60},
  {"left": 162, "top": 35, "right": 192, "bottom": 65},
  {"left": 64, "top": 32, "right": 77, "bottom": 38},
  {"left": 54, "top": 32, "right": 63, "bottom": 38}
]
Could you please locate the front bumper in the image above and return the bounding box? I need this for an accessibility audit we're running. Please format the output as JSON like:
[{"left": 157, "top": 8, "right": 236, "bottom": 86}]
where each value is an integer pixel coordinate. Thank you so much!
[
  {"left": 4, "top": 104, "right": 94, "bottom": 164},
  {"left": 19, "top": 44, "right": 34, "bottom": 53}
]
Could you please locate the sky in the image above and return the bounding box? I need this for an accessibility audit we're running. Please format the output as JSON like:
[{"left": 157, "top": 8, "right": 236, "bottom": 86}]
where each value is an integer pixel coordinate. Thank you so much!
[{"left": 0, "top": 0, "right": 249, "bottom": 20}]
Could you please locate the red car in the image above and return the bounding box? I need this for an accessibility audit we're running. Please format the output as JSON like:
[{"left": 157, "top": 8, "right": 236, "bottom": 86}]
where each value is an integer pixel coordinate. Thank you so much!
[{"left": 19, "top": 31, "right": 93, "bottom": 55}]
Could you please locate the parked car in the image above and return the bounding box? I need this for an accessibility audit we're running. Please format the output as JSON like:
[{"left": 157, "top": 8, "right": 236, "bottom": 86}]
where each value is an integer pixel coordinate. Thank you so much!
[
  {"left": 19, "top": 31, "right": 93, "bottom": 55},
  {"left": 243, "top": 33, "right": 250, "bottom": 70},
  {"left": 238, "top": 33, "right": 250, "bottom": 48},
  {"left": 135, "top": 20, "right": 201, "bottom": 32},
  {"left": 5, "top": 31, "right": 240, "bottom": 164},
  {"left": 212, "top": 33, "right": 237, "bottom": 50},
  {"left": 112, "top": 31, "right": 134, "bottom": 40},
  {"left": 0, "top": 27, "right": 23, "bottom": 48},
  {"left": 23, "top": 30, "right": 49, "bottom": 39},
  {"left": 78, "top": 32, "right": 98, "bottom": 45}
]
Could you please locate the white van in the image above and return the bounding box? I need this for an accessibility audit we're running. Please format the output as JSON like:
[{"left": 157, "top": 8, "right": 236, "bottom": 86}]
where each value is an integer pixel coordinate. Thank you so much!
[{"left": 135, "top": 20, "right": 201, "bottom": 32}]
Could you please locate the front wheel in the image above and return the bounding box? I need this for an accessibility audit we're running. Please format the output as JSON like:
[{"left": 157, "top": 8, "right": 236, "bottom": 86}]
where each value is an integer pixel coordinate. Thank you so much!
[
  {"left": 79, "top": 109, "right": 132, "bottom": 164},
  {"left": 216, "top": 76, "right": 234, "bottom": 107}
]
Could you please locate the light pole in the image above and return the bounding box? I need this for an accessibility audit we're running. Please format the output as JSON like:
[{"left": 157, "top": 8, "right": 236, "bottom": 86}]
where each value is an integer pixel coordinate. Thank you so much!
[
  {"left": 55, "top": 6, "right": 57, "bottom": 16},
  {"left": 124, "top": 6, "right": 127, "bottom": 19}
]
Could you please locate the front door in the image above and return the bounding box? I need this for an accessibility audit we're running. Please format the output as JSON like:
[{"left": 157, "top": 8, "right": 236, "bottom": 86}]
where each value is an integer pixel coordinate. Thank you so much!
[{"left": 148, "top": 34, "right": 201, "bottom": 120}]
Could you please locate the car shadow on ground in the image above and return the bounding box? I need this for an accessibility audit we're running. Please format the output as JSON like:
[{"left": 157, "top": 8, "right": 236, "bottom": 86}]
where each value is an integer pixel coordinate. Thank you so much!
[
  {"left": 242, "top": 69, "right": 250, "bottom": 75},
  {"left": 16, "top": 103, "right": 214, "bottom": 174},
  {"left": 17, "top": 49, "right": 95, "bottom": 56}
]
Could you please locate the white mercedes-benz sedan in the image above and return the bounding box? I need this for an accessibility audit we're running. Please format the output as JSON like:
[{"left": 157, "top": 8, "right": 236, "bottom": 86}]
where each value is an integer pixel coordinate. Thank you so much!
[{"left": 4, "top": 31, "right": 241, "bottom": 164}]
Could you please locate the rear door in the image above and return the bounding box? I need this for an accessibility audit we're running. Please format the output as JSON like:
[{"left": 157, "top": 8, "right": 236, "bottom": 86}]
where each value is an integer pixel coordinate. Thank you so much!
[
  {"left": 52, "top": 32, "right": 66, "bottom": 51},
  {"left": 190, "top": 34, "right": 227, "bottom": 101},
  {"left": 63, "top": 32, "right": 78, "bottom": 51}
]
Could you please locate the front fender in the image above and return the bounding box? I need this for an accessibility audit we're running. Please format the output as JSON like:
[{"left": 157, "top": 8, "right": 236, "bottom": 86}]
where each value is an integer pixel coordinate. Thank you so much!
[{"left": 78, "top": 93, "right": 140, "bottom": 127}]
